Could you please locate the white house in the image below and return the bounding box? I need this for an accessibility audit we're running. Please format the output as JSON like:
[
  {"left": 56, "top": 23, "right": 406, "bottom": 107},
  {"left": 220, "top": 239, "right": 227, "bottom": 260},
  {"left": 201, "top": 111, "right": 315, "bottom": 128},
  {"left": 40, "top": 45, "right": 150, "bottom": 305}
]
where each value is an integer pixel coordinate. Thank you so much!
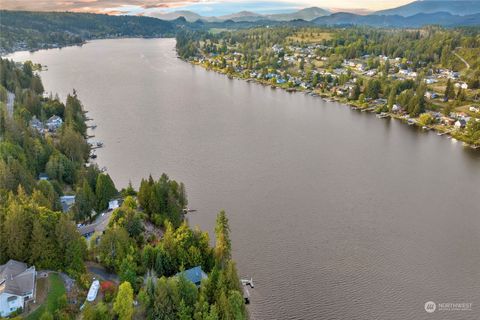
[
  {"left": 0, "top": 260, "right": 36, "bottom": 317},
  {"left": 108, "top": 199, "right": 120, "bottom": 211},
  {"left": 469, "top": 106, "right": 479, "bottom": 113},
  {"left": 46, "top": 115, "right": 63, "bottom": 132},
  {"left": 60, "top": 195, "right": 76, "bottom": 212}
]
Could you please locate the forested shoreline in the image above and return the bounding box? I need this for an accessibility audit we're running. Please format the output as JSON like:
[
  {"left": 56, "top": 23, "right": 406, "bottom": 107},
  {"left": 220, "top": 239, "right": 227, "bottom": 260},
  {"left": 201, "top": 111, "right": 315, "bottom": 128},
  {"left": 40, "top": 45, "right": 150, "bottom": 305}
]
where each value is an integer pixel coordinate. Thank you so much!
[
  {"left": 0, "top": 59, "right": 247, "bottom": 320},
  {"left": 0, "top": 11, "right": 179, "bottom": 54},
  {"left": 176, "top": 26, "right": 480, "bottom": 147}
]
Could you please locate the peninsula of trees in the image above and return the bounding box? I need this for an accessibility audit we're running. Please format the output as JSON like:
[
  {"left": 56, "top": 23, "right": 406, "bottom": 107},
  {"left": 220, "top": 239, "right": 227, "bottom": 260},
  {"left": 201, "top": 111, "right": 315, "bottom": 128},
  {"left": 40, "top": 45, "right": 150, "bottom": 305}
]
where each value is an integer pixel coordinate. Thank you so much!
[{"left": 0, "top": 58, "right": 247, "bottom": 320}]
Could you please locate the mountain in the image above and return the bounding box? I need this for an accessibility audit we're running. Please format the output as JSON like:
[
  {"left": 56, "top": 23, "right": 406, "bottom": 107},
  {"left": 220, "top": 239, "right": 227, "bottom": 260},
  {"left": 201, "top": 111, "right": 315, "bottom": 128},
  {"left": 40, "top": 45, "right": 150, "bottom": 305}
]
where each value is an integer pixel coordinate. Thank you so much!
[
  {"left": 375, "top": 0, "right": 480, "bottom": 17},
  {"left": 151, "top": 10, "right": 206, "bottom": 22},
  {"left": 151, "top": 7, "right": 330, "bottom": 22},
  {"left": 266, "top": 7, "right": 330, "bottom": 21},
  {"left": 217, "top": 11, "right": 264, "bottom": 22},
  {"left": 312, "top": 11, "right": 480, "bottom": 27}
]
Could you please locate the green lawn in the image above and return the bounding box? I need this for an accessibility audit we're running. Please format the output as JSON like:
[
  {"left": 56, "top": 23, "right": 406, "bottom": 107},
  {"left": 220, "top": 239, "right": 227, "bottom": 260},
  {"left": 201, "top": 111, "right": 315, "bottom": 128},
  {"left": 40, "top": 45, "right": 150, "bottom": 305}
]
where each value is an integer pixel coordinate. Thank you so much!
[{"left": 26, "top": 274, "right": 66, "bottom": 320}]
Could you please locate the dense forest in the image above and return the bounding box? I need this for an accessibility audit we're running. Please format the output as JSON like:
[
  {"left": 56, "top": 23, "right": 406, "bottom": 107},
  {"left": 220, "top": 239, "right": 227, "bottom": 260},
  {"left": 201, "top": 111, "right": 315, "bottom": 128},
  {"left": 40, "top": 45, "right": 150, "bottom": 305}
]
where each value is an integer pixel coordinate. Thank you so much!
[
  {"left": 0, "top": 59, "right": 247, "bottom": 320},
  {"left": 0, "top": 11, "right": 180, "bottom": 54}
]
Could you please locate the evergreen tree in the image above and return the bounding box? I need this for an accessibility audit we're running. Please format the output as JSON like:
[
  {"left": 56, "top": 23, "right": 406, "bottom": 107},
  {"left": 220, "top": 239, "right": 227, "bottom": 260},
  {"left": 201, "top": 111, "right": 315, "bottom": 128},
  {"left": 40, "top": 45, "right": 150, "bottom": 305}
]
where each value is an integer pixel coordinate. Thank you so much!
[
  {"left": 114, "top": 282, "right": 134, "bottom": 320},
  {"left": 444, "top": 78, "right": 455, "bottom": 101},
  {"left": 214, "top": 211, "right": 231, "bottom": 267},
  {"left": 95, "top": 173, "right": 117, "bottom": 212}
]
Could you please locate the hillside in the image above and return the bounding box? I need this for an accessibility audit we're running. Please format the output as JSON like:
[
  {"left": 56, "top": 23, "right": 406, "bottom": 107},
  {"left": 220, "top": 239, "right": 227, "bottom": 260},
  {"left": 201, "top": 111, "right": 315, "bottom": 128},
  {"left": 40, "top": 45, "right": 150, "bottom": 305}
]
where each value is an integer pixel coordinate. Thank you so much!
[
  {"left": 0, "top": 10, "right": 178, "bottom": 53},
  {"left": 266, "top": 7, "right": 331, "bottom": 21},
  {"left": 375, "top": 0, "right": 480, "bottom": 16},
  {"left": 312, "top": 11, "right": 480, "bottom": 27}
]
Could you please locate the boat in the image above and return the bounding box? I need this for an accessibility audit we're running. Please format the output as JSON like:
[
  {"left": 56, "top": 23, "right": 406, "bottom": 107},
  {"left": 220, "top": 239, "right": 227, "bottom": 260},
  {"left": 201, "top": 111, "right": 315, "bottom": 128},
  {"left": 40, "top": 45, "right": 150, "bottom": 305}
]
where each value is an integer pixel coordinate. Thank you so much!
[{"left": 86, "top": 280, "right": 100, "bottom": 302}]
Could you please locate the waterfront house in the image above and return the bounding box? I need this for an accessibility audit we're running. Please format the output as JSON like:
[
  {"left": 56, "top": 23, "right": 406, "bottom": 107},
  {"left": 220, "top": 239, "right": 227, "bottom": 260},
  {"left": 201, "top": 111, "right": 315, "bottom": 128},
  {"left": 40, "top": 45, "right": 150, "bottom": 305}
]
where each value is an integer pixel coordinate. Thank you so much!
[
  {"left": 0, "top": 260, "right": 36, "bottom": 317},
  {"left": 176, "top": 266, "right": 207, "bottom": 287},
  {"left": 392, "top": 104, "right": 402, "bottom": 113},
  {"left": 441, "top": 117, "right": 455, "bottom": 126},
  {"left": 455, "top": 119, "right": 467, "bottom": 128}
]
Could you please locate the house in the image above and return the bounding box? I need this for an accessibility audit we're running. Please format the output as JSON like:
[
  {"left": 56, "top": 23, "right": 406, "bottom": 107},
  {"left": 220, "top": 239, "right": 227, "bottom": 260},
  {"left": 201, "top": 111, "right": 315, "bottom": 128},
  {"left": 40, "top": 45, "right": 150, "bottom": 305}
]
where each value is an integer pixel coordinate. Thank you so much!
[
  {"left": 60, "top": 195, "right": 76, "bottom": 212},
  {"left": 469, "top": 106, "right": 479, "bottom": 113},
  {"left": 176, "top": 266, "right": 207, "bottom": 287},
  {"left": 455, "top": 119, "right": 467, "bottom": 128},
  {"left": 392, "top": 104, "right": 402, "bottom": 113},
  {"left": 0, "top": 260, "right": 36, "bottom": 317},
  {"left": 38, "top": 173, "right": 49, "bottom": 181},
  {"left": 108, "top": 199, "right": 120, "bottom": 211},
  {"left": 46, "top": 115, "right": 63, "bottom": 132},
  {"left": 425, "top": 91, "right": 439, "bottom": 99},
  {"left": 29, "top": 116, "right": 43, "bottom": 134},
  {"left": 455, "top": 82, "right": 468, "bottom": 90},
  {"left": 78, "top": 224, "right": 96, "bottom": 239},
  {"left": 441, "top": 117, "right": 455, "bottom": 126}
]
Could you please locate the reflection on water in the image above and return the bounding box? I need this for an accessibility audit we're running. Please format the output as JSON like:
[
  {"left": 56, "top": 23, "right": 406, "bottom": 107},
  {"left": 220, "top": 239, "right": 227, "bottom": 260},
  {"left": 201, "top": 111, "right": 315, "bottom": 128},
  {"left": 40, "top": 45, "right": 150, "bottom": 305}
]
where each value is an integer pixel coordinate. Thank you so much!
[{"left": 8, "top": 38, "right": 480, "bottom": 320}]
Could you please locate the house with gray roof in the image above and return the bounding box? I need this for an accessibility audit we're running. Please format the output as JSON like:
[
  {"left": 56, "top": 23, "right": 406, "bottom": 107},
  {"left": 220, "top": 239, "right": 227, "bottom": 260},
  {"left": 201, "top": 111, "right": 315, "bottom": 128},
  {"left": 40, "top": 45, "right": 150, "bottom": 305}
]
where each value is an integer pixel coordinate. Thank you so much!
[{"left": 0, "top": 260, "right": 36, "bottom": 317}]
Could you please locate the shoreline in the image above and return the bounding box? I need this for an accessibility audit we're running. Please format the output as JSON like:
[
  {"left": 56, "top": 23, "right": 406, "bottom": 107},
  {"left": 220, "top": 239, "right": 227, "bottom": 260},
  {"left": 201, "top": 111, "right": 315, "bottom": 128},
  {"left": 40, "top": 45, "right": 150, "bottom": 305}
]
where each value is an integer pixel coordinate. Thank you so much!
[
  {"left": 185, "top": 59, "right": 480, "bottom": 150},
  {"left": 5, "top": 39, "right": 478, "bottom": 151},
  {"left": 1, "top": 36, "right": 174, "bottom": 57}
]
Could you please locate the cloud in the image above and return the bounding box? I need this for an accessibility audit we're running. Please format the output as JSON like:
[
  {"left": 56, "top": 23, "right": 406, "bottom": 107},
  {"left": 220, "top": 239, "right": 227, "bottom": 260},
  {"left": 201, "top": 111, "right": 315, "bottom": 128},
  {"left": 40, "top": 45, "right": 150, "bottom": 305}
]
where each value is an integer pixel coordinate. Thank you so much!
[
  {"left": 0, "top": 0, "right": 200, "bottom": 14},
  {"left": 0, "top": 0, "right": 415, "bottom": 15}
]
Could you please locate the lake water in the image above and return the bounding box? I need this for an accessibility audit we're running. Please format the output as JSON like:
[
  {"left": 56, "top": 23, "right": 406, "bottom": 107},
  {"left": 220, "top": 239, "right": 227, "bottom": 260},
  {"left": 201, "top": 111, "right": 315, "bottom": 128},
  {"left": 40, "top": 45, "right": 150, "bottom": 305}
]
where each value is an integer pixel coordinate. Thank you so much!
[{"left": 8, "top": 38, "right": 480, "bottom": 320}]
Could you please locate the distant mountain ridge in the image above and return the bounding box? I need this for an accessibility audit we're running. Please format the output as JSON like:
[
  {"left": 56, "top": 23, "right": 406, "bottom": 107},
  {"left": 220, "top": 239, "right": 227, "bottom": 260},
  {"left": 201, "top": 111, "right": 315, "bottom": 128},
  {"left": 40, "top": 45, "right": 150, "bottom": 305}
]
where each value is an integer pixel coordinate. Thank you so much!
[
  {"left": 375, "top": 0, "right": 480, "bottom": 17},
  {"left": 151, "top": 7, "right": 330, "bottom": 22},
  {"left": 312, "top": 11, "right": 480, "bottom": 27}
]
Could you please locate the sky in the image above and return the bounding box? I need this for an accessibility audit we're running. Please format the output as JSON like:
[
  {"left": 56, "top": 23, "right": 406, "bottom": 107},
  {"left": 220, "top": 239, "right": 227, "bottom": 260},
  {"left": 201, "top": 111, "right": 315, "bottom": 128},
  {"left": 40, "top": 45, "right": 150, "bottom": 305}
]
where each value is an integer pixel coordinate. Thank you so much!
[{"left": 0, "top": 0, "right": 416, "bottom": 15}]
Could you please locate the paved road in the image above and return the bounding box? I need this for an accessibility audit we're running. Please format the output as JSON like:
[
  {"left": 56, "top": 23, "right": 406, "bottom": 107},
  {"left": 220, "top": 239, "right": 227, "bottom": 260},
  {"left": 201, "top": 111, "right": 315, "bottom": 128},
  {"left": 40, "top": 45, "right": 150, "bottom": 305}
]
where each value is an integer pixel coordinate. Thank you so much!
[
  {"left": 6, "top": 91, "right": 14, "bottom": 118},
  {"left": 85, "top": 262, "right": 119, "bottom": 283}
]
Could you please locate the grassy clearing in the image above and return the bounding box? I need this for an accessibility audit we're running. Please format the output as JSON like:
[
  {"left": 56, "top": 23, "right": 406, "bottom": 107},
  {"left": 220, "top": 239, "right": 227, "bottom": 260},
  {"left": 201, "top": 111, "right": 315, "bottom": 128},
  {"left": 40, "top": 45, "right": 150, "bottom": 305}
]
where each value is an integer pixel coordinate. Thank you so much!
[
  {"left": 26, "top": 274, "right": 65, "bottom": 320},
  {"left": 287, "top": 31, "right": 332, "bottom": 43}
]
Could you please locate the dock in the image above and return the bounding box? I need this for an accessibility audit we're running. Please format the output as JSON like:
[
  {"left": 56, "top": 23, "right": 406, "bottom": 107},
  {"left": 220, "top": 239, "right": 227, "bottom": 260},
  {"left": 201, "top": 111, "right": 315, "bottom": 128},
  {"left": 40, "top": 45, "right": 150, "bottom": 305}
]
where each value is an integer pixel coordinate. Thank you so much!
[{"left": 240, "top": 278, "right": 254, "bottom": 304}]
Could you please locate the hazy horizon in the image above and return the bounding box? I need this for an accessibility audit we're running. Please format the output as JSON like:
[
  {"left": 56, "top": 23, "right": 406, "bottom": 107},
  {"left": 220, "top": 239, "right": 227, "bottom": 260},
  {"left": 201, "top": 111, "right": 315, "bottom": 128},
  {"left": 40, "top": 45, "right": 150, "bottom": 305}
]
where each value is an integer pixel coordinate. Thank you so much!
[{"left": 0, "top": 0, "right": 415, "bottom": 16}]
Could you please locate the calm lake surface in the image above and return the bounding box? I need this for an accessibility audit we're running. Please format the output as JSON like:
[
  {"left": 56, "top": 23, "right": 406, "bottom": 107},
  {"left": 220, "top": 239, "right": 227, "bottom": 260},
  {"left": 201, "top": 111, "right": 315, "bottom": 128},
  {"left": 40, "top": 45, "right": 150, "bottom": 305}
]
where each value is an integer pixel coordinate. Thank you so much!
[{"left": 8, "top": 38, "right": 480, "bottom": 319}]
